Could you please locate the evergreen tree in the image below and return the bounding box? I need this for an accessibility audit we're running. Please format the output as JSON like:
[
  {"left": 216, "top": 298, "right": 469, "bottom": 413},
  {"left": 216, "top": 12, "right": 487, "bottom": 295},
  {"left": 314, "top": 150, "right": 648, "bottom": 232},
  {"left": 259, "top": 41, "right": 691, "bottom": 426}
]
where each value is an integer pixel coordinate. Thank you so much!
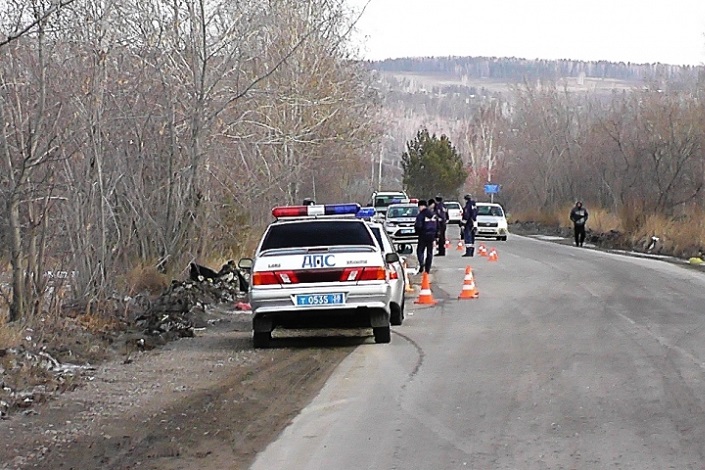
[{"left": 401, "top": 128, "right": 467, "bottom": 198}]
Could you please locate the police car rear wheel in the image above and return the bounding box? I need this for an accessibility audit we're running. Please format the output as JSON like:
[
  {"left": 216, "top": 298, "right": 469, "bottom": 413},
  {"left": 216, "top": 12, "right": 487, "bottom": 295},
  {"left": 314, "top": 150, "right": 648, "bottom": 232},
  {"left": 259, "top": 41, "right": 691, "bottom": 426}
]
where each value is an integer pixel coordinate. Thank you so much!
[
  {"left": 373, "top": 326, "right": 391, "bottom": 343},
  {"left": 390, "top": 303, "right": 403, "bottom": 326},
  {"left": 253, "top": 332, "right": 271, "bottom": 349}
]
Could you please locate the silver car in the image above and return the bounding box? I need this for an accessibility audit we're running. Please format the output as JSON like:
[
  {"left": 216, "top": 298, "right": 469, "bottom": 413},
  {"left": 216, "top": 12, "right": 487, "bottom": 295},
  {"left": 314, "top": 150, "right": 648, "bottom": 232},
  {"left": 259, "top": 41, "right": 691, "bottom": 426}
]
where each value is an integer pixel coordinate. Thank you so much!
[
  {"left": 367, "top": 222, "right": 407, "bottom": 326},
  {"left": 383, "top": 203, "right": 420, "bottom": 246},
  {"left": 248, "top": 204, "right": 399, "bottom": 347}
]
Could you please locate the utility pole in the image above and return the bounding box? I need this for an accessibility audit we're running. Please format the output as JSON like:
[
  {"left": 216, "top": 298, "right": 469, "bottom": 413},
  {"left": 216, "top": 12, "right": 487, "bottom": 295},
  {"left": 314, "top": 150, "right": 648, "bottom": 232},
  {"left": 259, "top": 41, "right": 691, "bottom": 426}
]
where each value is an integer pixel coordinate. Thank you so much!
[
  {"left": 378, "top": 150, "right": 383, "bottom": 191},
  {"left": 487, "top": 133, "right": 494, "bottom": 203}
]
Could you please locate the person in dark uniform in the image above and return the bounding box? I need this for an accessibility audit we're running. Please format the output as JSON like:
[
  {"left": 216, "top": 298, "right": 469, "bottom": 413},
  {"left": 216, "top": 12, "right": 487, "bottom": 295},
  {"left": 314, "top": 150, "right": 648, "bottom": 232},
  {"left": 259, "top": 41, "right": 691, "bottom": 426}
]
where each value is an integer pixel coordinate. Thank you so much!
[
  {"left": 414, "top": 199, "right": 439, "bottom": 274},
  {"left": 461, "top": 194, "right": 477, "bottom": 257},
  {"left": 434, "top": 195, "right": 449, "bottom": 256},
  {"left": 570, "top": 201, "right": 589, "bottom": 247}
]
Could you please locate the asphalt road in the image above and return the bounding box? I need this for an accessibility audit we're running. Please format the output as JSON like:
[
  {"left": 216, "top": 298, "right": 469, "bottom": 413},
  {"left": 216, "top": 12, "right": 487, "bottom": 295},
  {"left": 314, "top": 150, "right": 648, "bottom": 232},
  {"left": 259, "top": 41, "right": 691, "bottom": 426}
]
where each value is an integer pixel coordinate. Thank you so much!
[{"left": 250, "top": 235, "right": 705, "bottom": 470}]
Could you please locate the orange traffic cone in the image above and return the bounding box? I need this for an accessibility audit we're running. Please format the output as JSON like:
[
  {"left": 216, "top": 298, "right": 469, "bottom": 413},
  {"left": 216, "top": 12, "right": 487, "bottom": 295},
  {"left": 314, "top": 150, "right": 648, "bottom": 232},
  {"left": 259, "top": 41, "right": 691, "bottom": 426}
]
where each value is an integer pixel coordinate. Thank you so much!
[
  {"left": 488, "top": 247, "right": 498, "bottom": 262},
  {"left": 458, "top": 266, "right": 479, "bottom": 299},
  {"left": 414, "top": 272, "right": 437, "bottom": 305},
  {"left": 456, "top": 241, "right": 464, "bottom": 251},
  {"left": 445, "top": 239, "right": 451, "bottom": 249},
  {"left": 478, "top": 244, "right": 488, "bottom": 257}
]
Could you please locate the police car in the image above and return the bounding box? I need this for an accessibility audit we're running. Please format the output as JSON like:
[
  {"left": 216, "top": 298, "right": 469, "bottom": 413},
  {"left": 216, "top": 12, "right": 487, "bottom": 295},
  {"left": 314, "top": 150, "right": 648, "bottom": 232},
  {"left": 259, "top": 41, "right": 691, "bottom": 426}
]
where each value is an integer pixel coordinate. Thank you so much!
[
  {"left": 383, "top": 203, "right": 419, "bottom": 245},
  {"left": 366, "top": 221, "right": 407, "bottom": 326},
  {"left": 368, "top": 190, "right": 409, "bottom": 218},
  {"left": 245, "top": 203, "right": 400, "bottom": 347}
]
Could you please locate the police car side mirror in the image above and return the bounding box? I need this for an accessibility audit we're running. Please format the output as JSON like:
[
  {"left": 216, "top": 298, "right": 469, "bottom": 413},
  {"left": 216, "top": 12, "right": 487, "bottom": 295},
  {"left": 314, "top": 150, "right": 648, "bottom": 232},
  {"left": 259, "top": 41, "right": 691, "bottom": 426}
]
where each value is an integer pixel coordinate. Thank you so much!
[
  {"left": 238, "top": 257, "right": 253, "bottom": 270},
  {"left": 385, "top": 252, "right": 400, "bottom": 264}
]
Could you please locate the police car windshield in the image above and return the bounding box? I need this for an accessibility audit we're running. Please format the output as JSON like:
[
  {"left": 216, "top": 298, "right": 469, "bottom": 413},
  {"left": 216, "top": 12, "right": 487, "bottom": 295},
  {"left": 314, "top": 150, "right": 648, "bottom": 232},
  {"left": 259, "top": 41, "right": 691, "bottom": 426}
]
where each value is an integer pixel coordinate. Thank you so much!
[
  {"left": 477, "top": 205, "right": 504, "bottom": 217},
  {"left": 261, "top": 221, "right": 375, "bottom": 250},
  {"left": 387, "top": 206, "right": 419, "bottom": 218},
  {"left": 374, "top": 195, "right": 405, "bottom": 208}
]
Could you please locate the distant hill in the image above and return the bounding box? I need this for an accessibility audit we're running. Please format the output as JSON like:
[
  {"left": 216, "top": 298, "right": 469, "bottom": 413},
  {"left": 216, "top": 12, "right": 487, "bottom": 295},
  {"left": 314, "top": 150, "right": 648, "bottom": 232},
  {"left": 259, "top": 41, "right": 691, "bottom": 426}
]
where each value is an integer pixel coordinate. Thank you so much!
[
  {"left": 369, "top": 56, "right": 703, "bottom": 84},
  {"left": 365, "top": 56, "right": 705, "bottom": 189}
]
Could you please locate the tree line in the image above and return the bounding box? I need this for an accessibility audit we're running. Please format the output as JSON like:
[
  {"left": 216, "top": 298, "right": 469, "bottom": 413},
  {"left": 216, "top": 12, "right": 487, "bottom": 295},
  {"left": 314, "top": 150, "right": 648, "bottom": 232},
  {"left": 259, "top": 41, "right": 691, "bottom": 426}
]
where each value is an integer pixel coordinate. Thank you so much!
[
  {"left": 371, "top": 56, "right": 703, "bottom": 84},
  {"left": 0, "top": 0, "right": 381, "bottom": 321},
  {"left": 458, "top": 82, "right": 705, "bottom": 230}
]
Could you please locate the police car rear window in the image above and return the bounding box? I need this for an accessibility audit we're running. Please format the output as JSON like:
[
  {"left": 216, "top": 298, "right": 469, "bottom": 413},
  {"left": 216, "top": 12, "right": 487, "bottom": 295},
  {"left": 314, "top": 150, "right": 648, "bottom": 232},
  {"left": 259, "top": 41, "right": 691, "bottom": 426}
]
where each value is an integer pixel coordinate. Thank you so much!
[{"left": 261, "top": 221, "right": 375, "bottom": 250}]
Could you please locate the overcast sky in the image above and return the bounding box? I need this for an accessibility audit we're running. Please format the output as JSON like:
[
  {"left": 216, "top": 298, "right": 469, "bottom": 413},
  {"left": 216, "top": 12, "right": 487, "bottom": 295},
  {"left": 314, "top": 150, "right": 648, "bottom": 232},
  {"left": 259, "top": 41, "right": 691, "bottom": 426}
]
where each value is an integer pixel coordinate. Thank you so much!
[{"left": 348, "top": 0, "right": 705, "bottom": 65}]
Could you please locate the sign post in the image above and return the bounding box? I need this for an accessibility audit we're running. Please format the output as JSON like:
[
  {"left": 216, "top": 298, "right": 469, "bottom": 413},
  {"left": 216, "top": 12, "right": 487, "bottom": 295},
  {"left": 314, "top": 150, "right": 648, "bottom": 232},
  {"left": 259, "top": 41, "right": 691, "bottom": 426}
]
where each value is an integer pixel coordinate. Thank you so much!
[{"left": 484, "top": 183, "right": 500, "bottom": 203}]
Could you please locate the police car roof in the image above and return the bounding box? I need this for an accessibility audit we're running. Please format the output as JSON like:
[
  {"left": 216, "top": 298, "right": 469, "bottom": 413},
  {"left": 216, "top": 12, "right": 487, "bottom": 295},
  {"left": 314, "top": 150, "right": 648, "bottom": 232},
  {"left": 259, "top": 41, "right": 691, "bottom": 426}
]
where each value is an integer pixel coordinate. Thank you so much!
[
  {"left": 387, "top": 203, "right": 417, "bottom": 207},
  {"left": 271, "top": 216, "right": 366, "bottom": 224}
]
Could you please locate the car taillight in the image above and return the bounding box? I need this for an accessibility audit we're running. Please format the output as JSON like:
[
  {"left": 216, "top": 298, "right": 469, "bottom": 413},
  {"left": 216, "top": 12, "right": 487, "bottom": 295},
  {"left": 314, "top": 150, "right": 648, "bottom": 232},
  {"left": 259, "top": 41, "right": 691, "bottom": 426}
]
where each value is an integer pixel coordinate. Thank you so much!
[
  {"left": 277, "top": 270, "right": 299, "bottom": 284},
  {"left": 252, "top": 270, "right": 300, "bottom": 286},
  {"left": 388, "top": 268, "right": 399, "bottom": 280},
  {"left": 341, "top": 268, "right": 361, "bottom": 281},
  {"left": 339, "top": 266, "right": 386, "bottom": 282},
  {"left": 359, "top": 266, "right": 386, "bottom": 281},
  {"left": 253, "top": 271, "right": 278, "bottom": 286}
]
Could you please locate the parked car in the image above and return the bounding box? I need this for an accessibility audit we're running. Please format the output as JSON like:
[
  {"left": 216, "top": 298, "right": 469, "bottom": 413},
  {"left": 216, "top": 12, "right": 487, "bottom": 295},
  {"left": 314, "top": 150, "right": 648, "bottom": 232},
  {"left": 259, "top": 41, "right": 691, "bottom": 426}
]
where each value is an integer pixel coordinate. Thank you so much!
[
  {"left": 445, "top": 201, "right": 463, "bottom": 225},
  {"left": 475, "top": 203, "right": 509, "bottom": 241},
  {"left": 368, "top": 190, "right": 409, "bottom": 218},
  {"left": 383, "top": 203, "right": 419, "bottom": 246},
  {"left": 246, "top": 203, "right": 399, "bottom": 347},
  {"left": 366, "top": 221, "right": 407, "bottom": 326}
]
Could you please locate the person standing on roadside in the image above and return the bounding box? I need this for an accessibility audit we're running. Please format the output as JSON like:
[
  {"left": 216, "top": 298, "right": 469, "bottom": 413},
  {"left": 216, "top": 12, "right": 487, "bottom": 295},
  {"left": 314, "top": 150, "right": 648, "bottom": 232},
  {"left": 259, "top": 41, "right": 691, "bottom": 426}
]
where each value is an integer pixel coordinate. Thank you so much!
[
  {"left": 570, "top": 201, "right": 589, "bottom": 247},
  {"left": 414, "top": 199, "right": 439, "bottom": 274},
  {"left": 461, "top": 194, "right": 477, "bottom": 257},
  {"left": 434, "top": 195, "right": 449, "bottom": 256}
]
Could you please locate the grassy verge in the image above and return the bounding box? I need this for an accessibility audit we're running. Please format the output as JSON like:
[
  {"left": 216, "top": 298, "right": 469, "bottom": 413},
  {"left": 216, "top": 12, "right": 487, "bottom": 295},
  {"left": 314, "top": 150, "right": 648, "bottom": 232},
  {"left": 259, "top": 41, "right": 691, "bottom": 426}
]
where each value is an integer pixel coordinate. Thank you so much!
[
  {"left": 0, "top": 224, "right": 264, "bottom": 418},
  {"left": 511, "top": 205, "right": 705, "bottom": 259}
]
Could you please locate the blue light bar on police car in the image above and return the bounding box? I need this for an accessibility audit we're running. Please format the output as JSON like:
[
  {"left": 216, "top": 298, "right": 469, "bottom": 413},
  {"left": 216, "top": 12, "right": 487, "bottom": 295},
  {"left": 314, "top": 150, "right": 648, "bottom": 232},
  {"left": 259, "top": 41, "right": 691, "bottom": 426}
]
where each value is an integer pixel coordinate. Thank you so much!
[
  {"left": 356, "top": 207, "right": 376, "bottom": 219},
  {"left": 272, "top": 203, "right": 362, "bottom": 218}
]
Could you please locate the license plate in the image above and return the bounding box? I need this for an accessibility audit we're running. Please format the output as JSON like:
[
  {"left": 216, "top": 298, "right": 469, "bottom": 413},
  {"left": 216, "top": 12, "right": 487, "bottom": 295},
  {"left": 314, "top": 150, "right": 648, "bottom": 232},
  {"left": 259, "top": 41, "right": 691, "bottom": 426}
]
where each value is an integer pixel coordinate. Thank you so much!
[
  {"left": 400, "top": 229, "right": 415, "bottom": 235},
  {"left": 295, "top": 293, "right": 345, "bottom": 306}
]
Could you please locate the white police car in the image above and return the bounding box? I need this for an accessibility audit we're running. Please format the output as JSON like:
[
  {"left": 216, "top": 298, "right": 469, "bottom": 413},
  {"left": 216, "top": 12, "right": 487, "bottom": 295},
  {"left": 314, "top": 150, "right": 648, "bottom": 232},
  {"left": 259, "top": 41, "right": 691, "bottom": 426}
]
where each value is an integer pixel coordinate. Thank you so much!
[
  {"left": 245, "top": 203, "right": 400, "bottom": 347},
  {"left": 383, "top": 203, "right": 420, "bottom": 245},
  {"left": 366, "top": 221, "right": 407, "bottom": 326}
]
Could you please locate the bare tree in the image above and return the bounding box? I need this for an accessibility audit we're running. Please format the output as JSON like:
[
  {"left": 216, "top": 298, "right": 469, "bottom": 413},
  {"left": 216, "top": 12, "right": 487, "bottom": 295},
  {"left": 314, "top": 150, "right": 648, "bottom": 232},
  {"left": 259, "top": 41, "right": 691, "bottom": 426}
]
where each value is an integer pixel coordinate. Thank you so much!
[{"left": 0, "top": 1, "right": 66, "bottom": 320}]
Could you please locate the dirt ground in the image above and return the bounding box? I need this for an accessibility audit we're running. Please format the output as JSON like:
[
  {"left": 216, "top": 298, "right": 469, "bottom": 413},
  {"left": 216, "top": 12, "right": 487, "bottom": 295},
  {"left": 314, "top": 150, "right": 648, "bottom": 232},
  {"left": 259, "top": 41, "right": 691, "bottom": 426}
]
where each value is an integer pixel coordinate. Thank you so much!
[{"left": 0, "top": 308, "right": 364, "bottom": 470}]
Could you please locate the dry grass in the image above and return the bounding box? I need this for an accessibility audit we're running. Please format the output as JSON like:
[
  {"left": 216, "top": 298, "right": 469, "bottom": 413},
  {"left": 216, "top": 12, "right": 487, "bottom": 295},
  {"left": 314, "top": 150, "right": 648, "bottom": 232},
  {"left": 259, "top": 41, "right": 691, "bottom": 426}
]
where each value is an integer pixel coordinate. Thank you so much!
[
  {"left": 0, "top": 320, "right": 23, "bottom": 350},
  {"left": 629, "top": 212, "right": 705, "bottom": 257},
  {"left": 511, "top": 207, "right": 564, "bottom": 226},
  {"left": 514, "top": 203, "right": 705, "bottom": 257},
  {"left": 126, "top": 264, "right": 169, "bottom": 295},
  {"left": 585, "top": 207, "right": 623, "bottom": 233}
]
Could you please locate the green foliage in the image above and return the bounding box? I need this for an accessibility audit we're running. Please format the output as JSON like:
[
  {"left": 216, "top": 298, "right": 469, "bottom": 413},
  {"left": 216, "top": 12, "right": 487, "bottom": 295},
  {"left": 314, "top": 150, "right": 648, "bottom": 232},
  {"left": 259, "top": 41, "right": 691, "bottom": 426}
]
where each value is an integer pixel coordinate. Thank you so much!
[{"left": 401, "top": 128, "right": 467, "bottom": 198}]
